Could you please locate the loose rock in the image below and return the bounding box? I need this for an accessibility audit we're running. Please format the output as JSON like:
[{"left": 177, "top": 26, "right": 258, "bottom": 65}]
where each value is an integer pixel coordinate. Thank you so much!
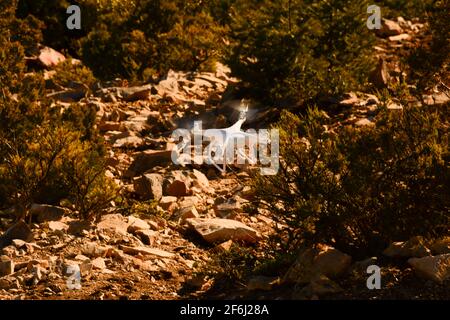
[
  {"left": 383, "top": 236, "right": 431, "bottom": 258},
  {"left": 133, "top": 174, "right": 163, "bottom": 201},
  {"left": 408, "top": 254, "right": 450, "bottom": 283},
  {"left": 283, "top": 244, "right": 352, "bottom": 284},
  {"left": 186, "top": 218, "right": 260, "bottom": 244}
]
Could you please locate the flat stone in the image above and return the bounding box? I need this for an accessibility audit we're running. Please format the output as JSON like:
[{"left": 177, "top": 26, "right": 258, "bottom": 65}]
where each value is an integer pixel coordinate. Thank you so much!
[
  {"left": 283, "top": 244, "right": 352, "bottom": 284},
  {"left": 174, "top": 206, "right": 199, "bottom": 224},
  {"left": 389, "top": 33, "right": 411, "bottom": 41},
  {"left": 38, "top": 46, "right": 65, "bottom": 69},
  {"left": 30, "top": 204, "right": 70, "bottom": 222},
  {"left": 133, "top": 173, "right": 163, "bottom": 201},
  {"left": 309, "top": 275, "right": 343, "bottom": 295},
  {"left": 383, "top": 236, "right": 431, "bottom": 258},
  {"left": 92, "top": 257, "right": 107, "bottom": 270},
  {"left": 97, "top": 213, "right": 129, "bottom": 236},
  {"left": 355, "top": 118, "right": 374, "bottom": 127},
  {"left": 378, "top": 19, "right": 403, "bottom": 36},
  {"left": 159, "top": 196, "right": 178, "bottom": 212},
  {"left": 124, "top": 150, "right": 172, "bottom": 178},
  {"left": 113, "top": 136, "right": 144, "bottom": 149},
  {"left": 134, "top": 229, "right": 158, "bottom": 246},
  {"left": 127, "top": 216, "right": 151, "bottom": 233},
  {"left": 81, "top": 242, "right": 110, "bottom": 258},
  {"left": 247, "top": 276, "right": 279, "bottom": 291},
  {"left": 186, "top": 218, "right": 260, "bottom": 244},
  {"left": 48, "top": 221, "right": 69, "bottom": 232},
  {"left": 11, "top": 239, "right": 27, "bottom": 249},
  {"left": 0, "top": 221, "right": 34, "bottom": 249},
  {"left": 408, "top": 254, "right": 450, "bottom": 283}
]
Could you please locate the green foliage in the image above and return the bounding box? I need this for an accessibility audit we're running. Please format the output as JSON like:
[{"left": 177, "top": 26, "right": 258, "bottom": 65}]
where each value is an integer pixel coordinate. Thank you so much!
[
  {"left": 197, "top": 244, "right": 258, "bottom": 285},
  {"left": 406, "top": 0, "right": 450, "bottom": 93},
  {"left": 51, "top": 58, "right": 97, "bottom": 90},
  {"left": 0, "top": 1, "right": 115, "bottom": 220},
  {"left": 226, "top": 0, "right": 376, "bottom": 104},
  {"left": 253, "top": 105, "right": 449, "bottom": 257},
  {"left": 378, "top": 0, "right": 436, "bottom": 19},
  {"left": 78, "top": 0, "right": 227, "bottom": 80},
  {"left": 126, "top": 200, "right": 162, "bottom": 219}
]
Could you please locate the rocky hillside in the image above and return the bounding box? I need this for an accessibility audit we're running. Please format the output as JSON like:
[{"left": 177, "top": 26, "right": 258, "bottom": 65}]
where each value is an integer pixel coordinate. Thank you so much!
[{"left": 0, "top": 3, "right": 449, "bottom": 301}]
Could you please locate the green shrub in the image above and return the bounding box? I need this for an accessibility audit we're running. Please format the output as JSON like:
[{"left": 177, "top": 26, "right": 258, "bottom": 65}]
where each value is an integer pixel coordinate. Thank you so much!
[
  {"left": 406, "top": 0, "right": 450, "bottom": 94},
  {"left": 197, "top": 244, "right": 258, "bottom": 286},
  {"left": 253, "top": 104, "right": 449, "bottom": 257},
  {"left": 79, "top": 0, "right": 227, "bottom": 80},
  {"left": 377, "top": 0, "right": 436, "bottom": 19},
  {"left": 51, "top": 58, "right": 97, "bottom": 90},
  {"left": 226, "top": 0, "right": 376, "bottom": 104},
  {"left": 0, "top": 1, "right": 116, "bottom": 220}
]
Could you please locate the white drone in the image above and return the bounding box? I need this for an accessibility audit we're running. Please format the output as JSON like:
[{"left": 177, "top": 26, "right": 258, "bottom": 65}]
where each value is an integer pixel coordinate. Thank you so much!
[
  {"left": 174, "top": 99, "right": 261, "bottom": 173},
  {"left": 203, "top": 99, "right": 259, "bottom": 173}
]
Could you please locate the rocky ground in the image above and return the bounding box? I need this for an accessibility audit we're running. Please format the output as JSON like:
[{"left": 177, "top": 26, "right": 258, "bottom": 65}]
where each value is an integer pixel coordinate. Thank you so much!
[{"left": 0, "top": 17, "right": 449, "bottom": 300}]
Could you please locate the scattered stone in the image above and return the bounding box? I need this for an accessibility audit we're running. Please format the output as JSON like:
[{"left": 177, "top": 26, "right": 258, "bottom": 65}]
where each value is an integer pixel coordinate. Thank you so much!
[
  {"left": 31, "top": 265, "right": 43, "bottom": 284},
  {"left": 389, "top": 34, "right": 411, "bottom": 42},
  {"left": 120, "top": 245, "right": 175, "bottom": 259},
  {"left": 378, "top": 19, "right": 403, "bottom": 37},
  {"left": 0, "top": 278, "right": 14, "bottom": 290},
  {"left": 164, "top": 171, "right": 193, "bottom": 197},
  {"left": 113, "top": 135, "right": 144, "bottom": 149},
  {"left": 309, "top": 275, "right": 343, "bottom": 295},
  {"left": 339, "top": 92, "right": 360, "bottom": 106},
  {"left": 159, "top": 196, "right": 178, "bottom": 212},
  {"left": 115, "top": 85, "right": 153, "bottom": 102},
  {"left": 431, "top": 237, "right": 450, "bottom": 255},
  {"left": 387, "top": 101, "right": 403, "bottom": 110},
  {"left": 98, "top": 121, "right": 124, "bottom": 132},
  {"left": 431, "top": 92, "right": 450, "bottom": 105},
  {"left": 124, "top": 150, "right": 172, "bottom": 178},
  {"left": 30, "top": 204, "right": 70, "bottom": 222},
  {"left": 212, "top": 240, "right": 234, "bottom": 253},
  {"left": 134, "top": 229, "right": 158, "bottom": 246},
  {"left": 190, "top": 169, "right": 210, "bottom": 191},
  {"left": 75, "top": 255, "right": 90, "bottom": 262},
  {"left": 214, "top": 198, "right": 243, "bottom": 218},
  {"left": 408, "top": 254, "right": 450, "bottom": 283},
  {"left": 64, "top": 260, "right": 92, "bottom": 276},
  {"left": 247, "top": 276, "right": 279, "bottom": 291},
  {"left": 351, "top": 257, "right": 378, "bottom": 273},
  {"left": 186, "top": 218, "right": 260, "bottom": 244},
  {"left": 38, "top": 46, "right": 65, "bottom": 69},
  {"left": 97, "top": 214, "right": 129, "bottom": 236},
  {"left": 370, "top": 59, "right": 390, "bottom": 89},
  {"left": 23, "top": 260, "right": 48, "bottom": 277},
  {"left": 0, "top": 221, "right": 34, "bottom": 249},
  {"left": 81, "top": 242, "right": 110, "bottom": 258},
  {"left": 383, "top": 236, "right": 431, "bottom": 258},
  {"left": 11, "top": 239, "right": 27, "bottom": 249},
  {"left": 179, "top": 196, "right": 199, "bottom": 208},
  {"left": 127, "top": 216, "right": 151, "bottom": 233},
  {"left": 283, "top": 244, "right": 352, "bottom": 284},
  {"left": 92, "top": 257, "right": 107, "bottom": 270},
  {"left": 355, "top": 118, "right": 374, "bottom": 127},
  {"left": 68, "top": 220, "right": 93, "bottom": 236},
  {"left": 174, "top": 206, "right": 199, "bottom": 224},
  {"left": 147, "top": 219, "right": 165, "bottom": 231},
  {"left": 133, "top": 173, "right": 163, "bottom": 201},
  {"left": 1, "top": 245, "right": 17, "bottom": 257},
  {"left": 0, "top": 256, "right": 14, "bottom": 276},
  {"left": 48, "top": 221, "right": 69, "bottom": 232}
]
